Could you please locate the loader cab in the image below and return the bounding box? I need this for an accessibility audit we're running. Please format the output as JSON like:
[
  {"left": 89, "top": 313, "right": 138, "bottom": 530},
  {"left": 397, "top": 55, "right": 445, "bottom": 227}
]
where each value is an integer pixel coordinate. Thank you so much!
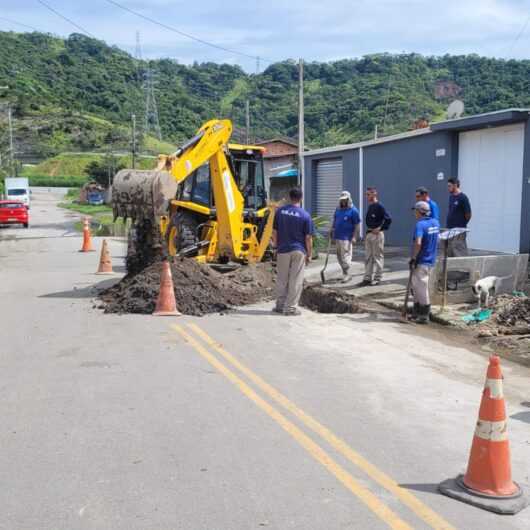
[
  {"left": 176, "top": 144, "right": 267, "bottom": 211},
  {"left": 229, "top": 144, "right": 267, "bottom": 211}
]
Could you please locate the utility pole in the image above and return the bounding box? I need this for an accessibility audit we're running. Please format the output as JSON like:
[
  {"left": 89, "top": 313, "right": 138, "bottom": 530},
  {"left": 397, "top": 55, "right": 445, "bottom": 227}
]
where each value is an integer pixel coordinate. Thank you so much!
[
  {"left": 374, "top": 124, "right": 378, "bottom": 140},
  {"left": 245, "top": 100, "right": 250, "bottom": 144},
  {"left": 298, "top": 58, "right": 304, "bottom": 196},
  {"left": 131, "top": 114, "right": 137, "bottom": 169},
  {"left": 7, "top": 105, "right": 16, "bottom": 176},
  {"left": 256, "top": 56, "right": 260, "bottom": 74}
]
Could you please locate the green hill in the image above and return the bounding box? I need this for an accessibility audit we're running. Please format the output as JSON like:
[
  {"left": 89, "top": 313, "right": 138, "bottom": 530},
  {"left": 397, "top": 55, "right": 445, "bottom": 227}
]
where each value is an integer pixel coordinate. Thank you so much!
[{"left": 1, "top": 30, "right": 530, "bottom": 166}]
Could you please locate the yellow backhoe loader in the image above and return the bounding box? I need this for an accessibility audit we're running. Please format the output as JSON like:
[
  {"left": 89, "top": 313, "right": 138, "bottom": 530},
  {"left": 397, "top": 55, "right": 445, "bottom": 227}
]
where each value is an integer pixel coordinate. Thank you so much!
[{"left": 112, "top": 119, "right": 275, "bottom": 273}]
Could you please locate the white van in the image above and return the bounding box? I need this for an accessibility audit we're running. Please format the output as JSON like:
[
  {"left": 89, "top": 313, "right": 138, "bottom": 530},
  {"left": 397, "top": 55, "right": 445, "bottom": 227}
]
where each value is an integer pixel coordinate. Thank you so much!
[{"left": 4, "top": 177, "right": 30, "bottom": 209}]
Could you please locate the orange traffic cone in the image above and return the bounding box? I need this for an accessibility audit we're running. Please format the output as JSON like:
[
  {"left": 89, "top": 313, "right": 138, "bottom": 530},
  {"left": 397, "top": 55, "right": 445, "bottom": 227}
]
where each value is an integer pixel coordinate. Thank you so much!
[
  {"left": 153, "top": 261, "right": 181, "bottom": 316},
  {"left": 439, "top": 355, "right": 528, "bottom": 514},
  {"left": 79, "top": 217, "right": 95, "bottom": 252},
  {"left": 96, "top": 239, "right": 113, "bottom": 274}
]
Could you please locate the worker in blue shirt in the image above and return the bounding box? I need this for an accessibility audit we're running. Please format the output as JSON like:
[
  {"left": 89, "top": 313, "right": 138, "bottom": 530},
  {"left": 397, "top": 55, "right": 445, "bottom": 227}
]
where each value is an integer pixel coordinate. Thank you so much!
[
  {"left": 409, "top": 201, "right": 440, "bottom": 324},
  {"left": 446, "top": 178, "right": 472, "bottom": 257},
  {"left": 415, "top": 186, "right": 439, "bottom": 221},
  {"left": 332, "top": 191, "right": 360, "bottom": 282},
  {"left": 272, "top": 187, "right": 313, "bottom": 316}
]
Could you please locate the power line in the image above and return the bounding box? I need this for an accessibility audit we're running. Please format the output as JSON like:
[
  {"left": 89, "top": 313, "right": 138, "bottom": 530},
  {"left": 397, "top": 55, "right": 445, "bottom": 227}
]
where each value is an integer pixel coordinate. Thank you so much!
[
  {"left": 104, "top": 0, "right": 272, "bottom": 64},
  {"left": 506, "top": 13, "right": 530, "bottom": 56},
  {"left": 36, "top": 0, "right": 96, "bottom": 38},
  {"left": 0, "top": 16, "right": 41, "bottom": 32}
]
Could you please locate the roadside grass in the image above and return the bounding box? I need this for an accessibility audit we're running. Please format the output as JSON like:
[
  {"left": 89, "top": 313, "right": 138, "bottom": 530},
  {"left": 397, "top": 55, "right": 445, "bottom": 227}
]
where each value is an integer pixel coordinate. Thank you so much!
[
  {"left": 58, "top": 202, "right": 112, "bottom": 215},
  {"left": 59, "top": 198, "right": 130, "bottom": 236},
  {"left": 22, "top": 152, "right": 158, "bottom": 182},
  {"left": 64, "top": 188, "right": 80, "bottom": 200}
]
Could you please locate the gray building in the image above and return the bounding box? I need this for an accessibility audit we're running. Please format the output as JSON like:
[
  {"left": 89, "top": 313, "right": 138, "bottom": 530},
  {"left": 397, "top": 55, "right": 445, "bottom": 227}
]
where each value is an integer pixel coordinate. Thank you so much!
[{"left": 303, "top": 109, "right": 530, "bottom": 254}]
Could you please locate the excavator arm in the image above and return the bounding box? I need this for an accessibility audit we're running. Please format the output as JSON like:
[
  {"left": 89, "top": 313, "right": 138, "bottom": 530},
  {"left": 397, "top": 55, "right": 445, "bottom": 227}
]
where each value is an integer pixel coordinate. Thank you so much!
[
  {"left": 157, "top": 119, "right": 247, "bottom": 259},
  {"left": 112, "top": 119, "right": 275, "bottom": 265}
]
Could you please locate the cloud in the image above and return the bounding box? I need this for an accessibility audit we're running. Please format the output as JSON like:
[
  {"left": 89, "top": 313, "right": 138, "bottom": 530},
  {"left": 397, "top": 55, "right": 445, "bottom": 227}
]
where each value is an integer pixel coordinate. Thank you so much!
[{"left": 1, "top": 0, "right": 529, "bottom": 70}]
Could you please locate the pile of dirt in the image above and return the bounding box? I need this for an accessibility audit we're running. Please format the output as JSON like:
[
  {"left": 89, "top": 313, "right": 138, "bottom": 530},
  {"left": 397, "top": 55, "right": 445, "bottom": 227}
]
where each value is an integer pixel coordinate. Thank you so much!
[
  {"left": 100, "top": 258, "right": 276, "bottom": 316},
  {"left": 300, "top": 286, "right": 362, "bottom": 314},
  {"left": 495, "top": 295, "right": 530, "bottom": 328}
]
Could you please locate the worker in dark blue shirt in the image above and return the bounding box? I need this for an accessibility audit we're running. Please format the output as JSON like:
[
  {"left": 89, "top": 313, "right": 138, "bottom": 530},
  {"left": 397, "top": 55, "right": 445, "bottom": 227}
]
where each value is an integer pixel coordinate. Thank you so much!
[
  {"left": 446, "top": 178, "right": 472, "bottom": 256},
  {"left": 360, "top": 187, "right": 392, "bottom": 287},
  {"left": 415, "top": 186, "right": 440, "bottom": 221},
  {"left": 410, "top": 201, "right": 440, "bottom": 324},
  {"left": 272, "top": 187, "right": 313, "bottom": 315}
]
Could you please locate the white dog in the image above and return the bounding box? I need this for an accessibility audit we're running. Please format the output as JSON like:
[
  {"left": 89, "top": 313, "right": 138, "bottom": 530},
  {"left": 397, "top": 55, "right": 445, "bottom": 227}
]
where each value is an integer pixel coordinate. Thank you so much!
[{"left": 471, "top": 275, "right": 511, "bottom": 308}]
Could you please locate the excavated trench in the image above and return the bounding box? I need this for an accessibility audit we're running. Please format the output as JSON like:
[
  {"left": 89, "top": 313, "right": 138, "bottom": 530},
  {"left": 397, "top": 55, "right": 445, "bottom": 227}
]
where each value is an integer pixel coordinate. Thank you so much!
[{"left": 300, "top": 286, "right": 364, "bottom": 313}]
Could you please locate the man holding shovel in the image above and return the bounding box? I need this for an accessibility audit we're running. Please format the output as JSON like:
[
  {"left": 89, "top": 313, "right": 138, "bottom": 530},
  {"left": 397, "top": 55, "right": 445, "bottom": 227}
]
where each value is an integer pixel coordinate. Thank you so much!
[{"left": 331, "top": 191, "right": 360, "bottom": 282}]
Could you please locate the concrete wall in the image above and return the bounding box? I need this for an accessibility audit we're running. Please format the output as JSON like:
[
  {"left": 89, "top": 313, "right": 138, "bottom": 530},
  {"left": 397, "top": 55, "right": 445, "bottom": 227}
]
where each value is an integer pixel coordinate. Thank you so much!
[
  {"left": 429, "top": 253, "right": 529, "bottom": 305},
  {"left": 363, "top": 131, "right": 455, "bottom": 246},
  {"left": 305, "top": 131, "right": 455, "bottom": 245},
  {"left": 520, "top": 120, "right": 530, "bottom": 253},
  {"left": 264, "top": 154, "right": 296, "bottom": 194}
]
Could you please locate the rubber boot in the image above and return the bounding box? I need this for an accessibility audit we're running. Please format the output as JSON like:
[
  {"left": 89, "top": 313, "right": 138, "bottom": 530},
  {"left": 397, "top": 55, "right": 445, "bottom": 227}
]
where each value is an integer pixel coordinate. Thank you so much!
[
  {"left": 410, "top": 302, "right": 420, "bottom": 320},
  {"left": 417, "top": 304, "right": 431, "bottom": 324}
]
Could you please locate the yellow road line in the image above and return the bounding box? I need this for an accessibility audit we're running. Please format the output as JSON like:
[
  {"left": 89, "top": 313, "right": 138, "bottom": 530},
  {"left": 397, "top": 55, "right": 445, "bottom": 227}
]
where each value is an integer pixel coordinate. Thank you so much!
[
  {"left": 187, "top": 323, "right": 456, "bottom": 530},
  {"left": 173, "top": 324, "right": 412, "bottom": 530}
]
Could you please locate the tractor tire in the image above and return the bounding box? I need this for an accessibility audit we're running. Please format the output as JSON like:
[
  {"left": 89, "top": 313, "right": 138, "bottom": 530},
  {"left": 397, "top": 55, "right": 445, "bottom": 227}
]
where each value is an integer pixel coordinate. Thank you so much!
[{"left": 167, "top": 211, "right": 199, "bottom": 256}]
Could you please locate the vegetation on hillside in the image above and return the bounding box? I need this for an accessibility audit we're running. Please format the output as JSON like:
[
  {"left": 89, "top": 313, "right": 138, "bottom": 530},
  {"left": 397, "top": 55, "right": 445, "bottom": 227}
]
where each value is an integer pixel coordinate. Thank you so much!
[{"left": 1, "top": 30, "right": 530, "bottom": 166}]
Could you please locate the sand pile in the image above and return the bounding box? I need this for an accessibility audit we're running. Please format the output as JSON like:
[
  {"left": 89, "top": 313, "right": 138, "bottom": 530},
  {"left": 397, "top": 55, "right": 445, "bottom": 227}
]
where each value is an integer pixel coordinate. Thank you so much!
[{"left": 100, "top": 258, "right": 276, "bottom": 316}]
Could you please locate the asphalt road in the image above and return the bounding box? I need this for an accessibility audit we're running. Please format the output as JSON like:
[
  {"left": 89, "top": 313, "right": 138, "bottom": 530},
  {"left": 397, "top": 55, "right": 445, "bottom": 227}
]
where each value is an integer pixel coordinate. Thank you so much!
[{"left": 1, "top": 190, "right": 529, "bottom": 530}]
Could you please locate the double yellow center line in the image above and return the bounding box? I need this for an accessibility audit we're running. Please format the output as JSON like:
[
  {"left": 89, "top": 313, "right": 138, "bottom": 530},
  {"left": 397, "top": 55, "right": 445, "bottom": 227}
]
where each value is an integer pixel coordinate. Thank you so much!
[{"left": 173, "top": 323, "right": 456, "bottom": 530}]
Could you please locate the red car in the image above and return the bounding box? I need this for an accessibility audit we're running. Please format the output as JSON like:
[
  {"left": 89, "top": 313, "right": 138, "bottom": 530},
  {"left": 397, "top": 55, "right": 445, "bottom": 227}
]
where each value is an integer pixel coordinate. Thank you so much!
[{"left": 0, "top": 200, "right": 29, "bottom": 228}]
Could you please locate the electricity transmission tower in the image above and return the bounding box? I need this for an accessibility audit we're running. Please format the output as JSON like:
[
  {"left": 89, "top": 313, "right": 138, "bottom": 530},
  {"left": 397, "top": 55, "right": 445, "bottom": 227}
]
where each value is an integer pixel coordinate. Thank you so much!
[
  {"left": 134, "top": 30, "right": 143, "bottom": 83},
  {"left": 144, "top": 68, "right": 162, "bottom": 141},
  {"left": 131, "top": 30, "right": 162, "bottom": 144},
  {"left": 133, "top": 31, "right": 162, "bottom": 143}
]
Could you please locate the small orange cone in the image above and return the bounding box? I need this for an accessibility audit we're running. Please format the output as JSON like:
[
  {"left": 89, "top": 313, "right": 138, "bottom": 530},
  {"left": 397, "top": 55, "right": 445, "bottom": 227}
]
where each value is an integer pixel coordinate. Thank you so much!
[
  {"left": 439, "top": 355, "right": 528, "bottom": 514},
  {"left": 96, "top": 239, "right": 113, "bottom": 274},
  {"left": 79, "top": 217, "right": 95, "bottom": 252},
  {"left": 153, "top": 261, "right": 181, "bottom": 316}
]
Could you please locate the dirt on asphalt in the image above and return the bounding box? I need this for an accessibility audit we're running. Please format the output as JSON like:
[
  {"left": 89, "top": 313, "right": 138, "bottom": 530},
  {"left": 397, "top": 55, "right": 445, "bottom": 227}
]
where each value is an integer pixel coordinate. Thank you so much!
[
  {"left": 100, "top": 258, "right": 276, "bottom": 316},
  {"left": 469, "top": 294, "right": 530, "bottom": 367}
]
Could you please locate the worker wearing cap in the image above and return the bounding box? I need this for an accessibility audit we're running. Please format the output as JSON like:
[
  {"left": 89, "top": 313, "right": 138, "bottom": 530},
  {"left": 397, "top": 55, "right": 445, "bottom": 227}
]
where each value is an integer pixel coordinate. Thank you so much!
[
  {"left": 332, "top": 191, "right": 360, "bottom": 282},
  {"left": 415, "top": 186, "right": 439, "bottom": 221},
  {"left": 410, "top": 201, "right": 440, "bottom": 323}
]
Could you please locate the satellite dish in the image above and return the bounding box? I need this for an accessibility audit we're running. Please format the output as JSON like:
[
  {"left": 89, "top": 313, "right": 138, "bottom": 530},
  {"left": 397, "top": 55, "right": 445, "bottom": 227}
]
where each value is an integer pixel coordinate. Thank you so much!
[{"left": 446, "top": 100, "right": 465, "bottom": 120}]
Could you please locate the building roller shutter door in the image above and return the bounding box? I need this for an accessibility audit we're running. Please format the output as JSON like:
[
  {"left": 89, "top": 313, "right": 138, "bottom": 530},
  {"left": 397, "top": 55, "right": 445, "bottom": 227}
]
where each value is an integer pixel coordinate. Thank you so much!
[
  {"left": 458, "top": 123, "right": 524, "bottom": 253},
  {"left": 315, "top": 158, "right": 343, "bottom": 223}
]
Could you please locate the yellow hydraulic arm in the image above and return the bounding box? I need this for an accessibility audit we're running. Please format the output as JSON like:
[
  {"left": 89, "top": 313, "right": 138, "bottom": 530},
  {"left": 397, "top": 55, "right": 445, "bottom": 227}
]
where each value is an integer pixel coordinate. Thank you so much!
[{"left": 158, "top": 119, "right": 274, "bottom": 262}]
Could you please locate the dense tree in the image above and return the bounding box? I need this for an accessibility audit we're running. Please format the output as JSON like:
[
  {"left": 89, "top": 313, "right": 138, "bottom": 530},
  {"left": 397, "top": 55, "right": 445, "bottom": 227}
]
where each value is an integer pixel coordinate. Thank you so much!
[
  {"left": 1, "top": 31, "right": 530, "bottom": 153},
  {"left": 84, "top": 153, "right": 125, "bottom": 187}
]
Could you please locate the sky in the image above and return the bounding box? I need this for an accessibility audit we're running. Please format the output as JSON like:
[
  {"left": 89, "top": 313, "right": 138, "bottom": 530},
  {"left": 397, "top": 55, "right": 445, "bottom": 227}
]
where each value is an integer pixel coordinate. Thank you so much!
[{"left": 1, "top": 0, "right": 530, "bottom": 71}]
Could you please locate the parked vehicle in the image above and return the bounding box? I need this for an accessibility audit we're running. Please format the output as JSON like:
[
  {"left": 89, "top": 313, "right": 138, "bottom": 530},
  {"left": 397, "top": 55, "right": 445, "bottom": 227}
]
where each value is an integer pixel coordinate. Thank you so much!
[
  {"left": 0, "top": 200, "right": 29, "bottom": 228},
  {"left": 4, "top": 177, "right": 30, "bottom": 209},
  {"left": 87, "top": 190, "right": 104, "bottom": 205}
]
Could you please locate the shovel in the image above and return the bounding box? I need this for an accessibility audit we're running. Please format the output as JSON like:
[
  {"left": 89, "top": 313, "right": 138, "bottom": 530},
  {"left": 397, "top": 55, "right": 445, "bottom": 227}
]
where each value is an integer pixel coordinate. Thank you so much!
[
  {"left": 401, "top": 265, "right": 414, "bottom": 322},
  {"left": 320, "top": 229, "right": 333, "bottom": 284}
]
